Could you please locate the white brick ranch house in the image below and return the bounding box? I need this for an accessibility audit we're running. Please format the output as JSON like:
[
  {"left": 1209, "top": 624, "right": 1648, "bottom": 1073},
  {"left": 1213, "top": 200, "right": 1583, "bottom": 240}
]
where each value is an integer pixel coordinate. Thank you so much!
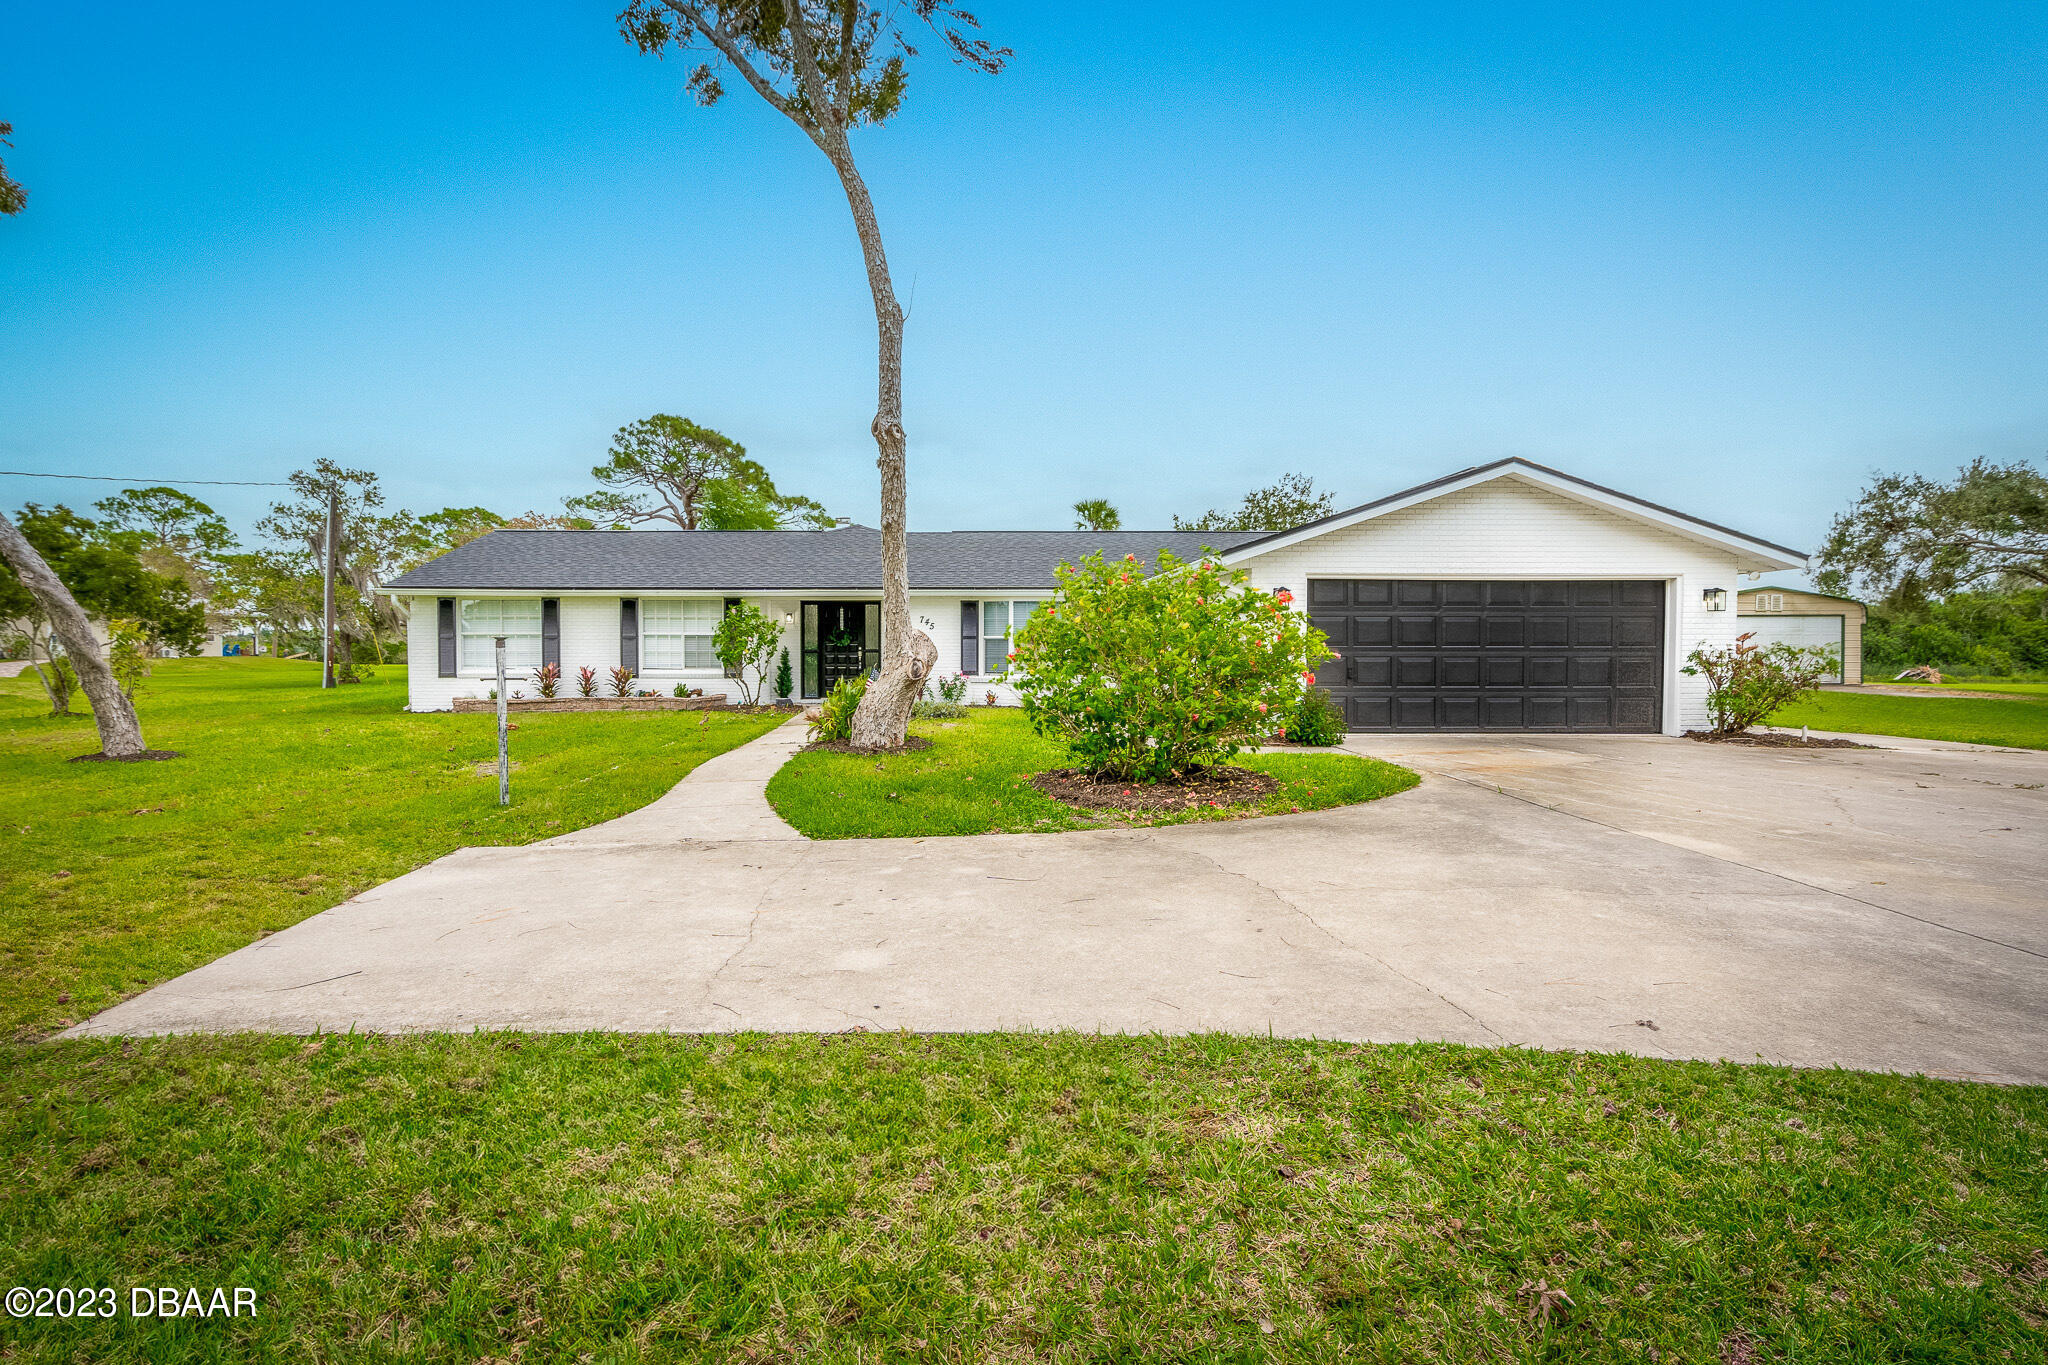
[{"left": 380, "top": 459, "right": 1806, "bottom": 735}]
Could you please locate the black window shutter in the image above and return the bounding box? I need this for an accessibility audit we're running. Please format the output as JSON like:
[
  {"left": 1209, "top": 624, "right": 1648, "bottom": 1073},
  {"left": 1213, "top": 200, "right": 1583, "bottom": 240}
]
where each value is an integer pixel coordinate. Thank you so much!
[
  {"left": 723, "top": 597, "right": 741, "bottom": 678},
  {"left": 437, "top": 599, "right": 457, "bottom": 677},
  {"left": 960, "top": 601, "right": 978, "bottom": 676},
  {"left": 541, "top": 599, "right": 560, "bottom": 670},
  {"left": 619, "top": 599, "right": 638, "bottom": 674}
]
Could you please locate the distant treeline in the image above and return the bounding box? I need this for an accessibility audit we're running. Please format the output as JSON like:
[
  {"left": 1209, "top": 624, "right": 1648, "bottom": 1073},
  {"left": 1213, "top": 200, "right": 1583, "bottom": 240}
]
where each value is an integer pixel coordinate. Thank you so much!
[{"left": 1864, "top": 589, "right": 2048, "bottom": 678}]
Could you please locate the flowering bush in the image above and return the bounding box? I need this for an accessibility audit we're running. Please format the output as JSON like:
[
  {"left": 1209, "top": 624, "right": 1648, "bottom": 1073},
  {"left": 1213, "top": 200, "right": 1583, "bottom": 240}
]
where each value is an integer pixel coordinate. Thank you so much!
[
  {"left": 1682, "top": 632, "right": 1838, "bottom": 733},
  {"left": 1010, "top": 550, "right": 1332, "bottom": 782}
]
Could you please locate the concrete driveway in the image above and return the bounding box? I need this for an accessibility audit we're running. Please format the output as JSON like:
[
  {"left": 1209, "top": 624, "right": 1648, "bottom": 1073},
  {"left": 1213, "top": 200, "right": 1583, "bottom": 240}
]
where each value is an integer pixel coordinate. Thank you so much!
[{"left": 70, "top": 726, "right": 2048, "bottom": 1085}]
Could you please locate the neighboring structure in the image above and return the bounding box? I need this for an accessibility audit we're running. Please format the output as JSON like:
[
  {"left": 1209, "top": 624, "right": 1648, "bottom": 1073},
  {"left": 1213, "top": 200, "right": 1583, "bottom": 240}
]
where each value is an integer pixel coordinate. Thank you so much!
[
  {"left": 1737, "top": 586, "right": 1864, "bottom": 684},
  {"left": 381, "top": 458, "right": 1806, "bottom": 734}
]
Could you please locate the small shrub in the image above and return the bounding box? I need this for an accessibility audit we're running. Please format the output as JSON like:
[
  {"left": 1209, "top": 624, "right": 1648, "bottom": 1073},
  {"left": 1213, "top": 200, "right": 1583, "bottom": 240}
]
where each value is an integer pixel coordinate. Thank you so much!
[
  {"left": 109, "top": 619, "right": 150, "bottom": 700},
  {"left": 809, "top": 674, "right": 868, "bottom": 743},
  {"left": 1287, "top": 688, "right": 1346, "bottom": 746},
  {"left": 776, "top": 648, "right": 794, "bottom": 701},
  {"left": 575, "top": 666, "right": 599, "bottom": 698},
  {"left": 1010, "top": 551, "right": 1333, "bottom": 782},
  {"left": 35, "top": 657, "right": 78, "bottom": 716},
  {"left": 984, "top": 689, "right": 998, "bottom": 707},
  {"left": 936, "top": 672, "right": 969, "bottom": 704},
  {"left": 1683, "top": 632, "right": 1839, "bottom": 733},
  {"left": 673, "top": 682, "right": 690, "bottom": 698},
  {"left": 608, "top": 666, "right": 634, "bottom": 698},
  {"left": 531, "top": 661, "right": 561, "bottom": 699},
  {"left": 714, "top": 602, "right": 782, "bottom": 706},
  {"left": 912, "top": 699, "right": 967, "bottom": 719}
]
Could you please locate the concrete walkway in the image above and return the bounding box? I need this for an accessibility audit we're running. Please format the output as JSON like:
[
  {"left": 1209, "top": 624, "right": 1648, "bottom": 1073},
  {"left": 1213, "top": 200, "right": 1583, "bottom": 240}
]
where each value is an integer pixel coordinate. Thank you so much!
[
  {"left": 68, "top": 723, "right": 2048, "bottom": 1085},
  {"left": 543, "top": 714, "right": 810, "bottom": 845}
]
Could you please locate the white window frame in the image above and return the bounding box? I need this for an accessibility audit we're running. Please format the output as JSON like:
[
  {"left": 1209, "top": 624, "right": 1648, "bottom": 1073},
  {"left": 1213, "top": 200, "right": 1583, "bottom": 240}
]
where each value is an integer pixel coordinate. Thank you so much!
[
  {"left": 640, "top": 598, "right": 723, "bottom": 671},
  {"left": 1759, "top": 592, "right": 1785, "bottom": 613},
  {"left": 978, "top": 599, "right": 1040, "bottom": 675},
  {"left": 458, "top": 598, "right": 542, "bottom": 673}
]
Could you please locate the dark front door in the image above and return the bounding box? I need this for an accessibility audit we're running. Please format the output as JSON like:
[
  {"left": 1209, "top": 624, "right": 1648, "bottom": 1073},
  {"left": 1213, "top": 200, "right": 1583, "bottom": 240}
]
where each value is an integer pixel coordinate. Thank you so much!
[
  {"left": 1308, "top": 579, "right": 1665, "bottom": 732},
  {"left": 801, "top": 601, "right": 881, "bottom": 699}
]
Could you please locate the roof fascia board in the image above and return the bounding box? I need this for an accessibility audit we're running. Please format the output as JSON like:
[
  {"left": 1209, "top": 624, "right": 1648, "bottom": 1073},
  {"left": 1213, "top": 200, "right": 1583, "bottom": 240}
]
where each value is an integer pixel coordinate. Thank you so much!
[{"left": 1220, "top": 461, "right": 1805, "bottom": 570}]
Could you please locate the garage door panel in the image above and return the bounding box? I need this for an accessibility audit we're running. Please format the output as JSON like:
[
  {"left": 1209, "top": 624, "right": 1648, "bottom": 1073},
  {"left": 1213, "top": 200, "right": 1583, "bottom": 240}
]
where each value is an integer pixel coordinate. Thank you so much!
[
  {"left": 1441, "top": 656, "right": 1482, "bottom": 688},
  {"left": 1313, "top": 578, "right": 1664, "bottom": 733},
  {"left": 1395, "top": 656, "right": 1436, "bottom": 686},
  {"left": 1615, "top": 696, "right": 1659, "bottom": 729},
  {"left": 1439, "top": 696, "right": 1481, "bottom": 728},
  {"left": 1616, "top": 657, "right": 1659, "bottom": 688},
  {"left": 1441, "top": 616, "right": 1483, "bottom": 647},
  {"left": 1618, "top": 614, "right": 1662, "bottom": 647},
  {"left": 1350, "top": 617, "right": 1392, "bottom": 647},
  {"left": 1485, "top": 617, "right": 1526, "bottom": 647},
  {"left": 1396, "top": 616, "right": 1437, "bottom": 646}
]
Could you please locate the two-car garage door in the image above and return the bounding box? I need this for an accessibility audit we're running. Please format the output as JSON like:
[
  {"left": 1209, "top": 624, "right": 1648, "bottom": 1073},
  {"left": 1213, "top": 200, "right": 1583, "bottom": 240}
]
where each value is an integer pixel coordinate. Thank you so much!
[{"left": 1308, "top": 579, "right": 1665, "bottom": 732}]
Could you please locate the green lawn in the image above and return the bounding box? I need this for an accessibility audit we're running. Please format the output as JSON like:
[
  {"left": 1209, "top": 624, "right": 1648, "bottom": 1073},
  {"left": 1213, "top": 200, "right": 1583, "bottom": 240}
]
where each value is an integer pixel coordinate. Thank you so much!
[
  {"left": 3, "top": 1034, "right": 2043, "bottom": 1362},
  {"left": 1764, "top": 688, "right": 2048, "bottom": 749},
  {"left": 0, "top": 659, "right": 784, "bottom": 1039},
  {"left": 6, "top": 667, "right": 2045, "bottom": 1360},
  {"left": 766, "top": 707, "right": 1418, "bottom": 838},
  {"left": 1886, "top": 679, "right": 2048, "bottom": 697}
]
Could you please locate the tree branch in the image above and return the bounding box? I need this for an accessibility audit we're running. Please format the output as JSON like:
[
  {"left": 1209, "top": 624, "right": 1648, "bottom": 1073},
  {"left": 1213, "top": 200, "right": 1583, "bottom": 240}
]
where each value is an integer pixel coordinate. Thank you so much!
[{"left": 656, "top": 0, "right": 803, "bottom": 126}]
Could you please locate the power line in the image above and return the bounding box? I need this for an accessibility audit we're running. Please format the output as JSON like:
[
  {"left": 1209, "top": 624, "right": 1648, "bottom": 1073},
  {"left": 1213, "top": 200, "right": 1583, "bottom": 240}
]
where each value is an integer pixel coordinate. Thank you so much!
[{"left": 0, "top": 470, "right": 292, "bottom": 486}]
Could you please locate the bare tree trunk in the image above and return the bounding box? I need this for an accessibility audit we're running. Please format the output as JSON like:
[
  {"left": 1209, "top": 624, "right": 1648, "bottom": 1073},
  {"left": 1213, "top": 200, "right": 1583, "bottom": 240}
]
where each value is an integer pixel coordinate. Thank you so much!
[{"left": 0, "top": 510, "right": 148, "bottom": 757}]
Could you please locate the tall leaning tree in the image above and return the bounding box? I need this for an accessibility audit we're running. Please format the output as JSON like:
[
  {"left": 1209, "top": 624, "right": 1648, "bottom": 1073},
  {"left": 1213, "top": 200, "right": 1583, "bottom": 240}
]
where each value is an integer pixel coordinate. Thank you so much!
[
  {"left": 618, "top": 0, "right": 1008, "bottom": 749},
  {"left": 0, "top": 124, "right": 152, "bottom": 758},
  {"left": 0, "top": 514, "right": 151, "bottom": 758}
]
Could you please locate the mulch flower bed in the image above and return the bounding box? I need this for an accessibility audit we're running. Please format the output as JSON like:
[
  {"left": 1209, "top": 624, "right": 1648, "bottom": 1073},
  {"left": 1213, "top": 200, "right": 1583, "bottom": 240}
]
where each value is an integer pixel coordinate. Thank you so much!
[
  {"left": 1030, "top": 765, "right": 1281, "bottom": 813},
  {"left": 1683, "top": 730, "right": 1875, "bottom": 749},
  {"left": 802, "top": 736, "right": 935, "bottom": 755}
]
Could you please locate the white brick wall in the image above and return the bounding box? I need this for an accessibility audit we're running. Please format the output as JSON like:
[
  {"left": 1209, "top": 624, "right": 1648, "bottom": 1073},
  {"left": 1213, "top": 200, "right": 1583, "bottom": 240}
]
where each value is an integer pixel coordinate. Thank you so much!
[
  {"left": 1224, "top": 477, "right": 1745, "bottom": 733},
  {"left": 402, "top": 591, "right": 1034, "bottom": 711}
]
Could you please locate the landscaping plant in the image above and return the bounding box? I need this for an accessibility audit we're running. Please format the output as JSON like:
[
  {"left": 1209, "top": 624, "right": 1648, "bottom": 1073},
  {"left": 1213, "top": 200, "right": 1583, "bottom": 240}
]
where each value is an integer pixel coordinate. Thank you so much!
[
  {"left": 530, "top": 661, "right": 561, "bottom": 699},
  {"left": 1010, "top": 551, "right": 1332, "bottom": 782},
  {"left": 608, "top": 666, "right": 634, "bottom": 698},
  {"left": 937, "top": 672, "right": 969, "bottom": 705},
  {"left": 712, "top": 601, "right": 782, "bottom": 706},
  {"left": 108, "top": 619, "right": 150, "bottom": 700},
  {"left": 808, "top": 674, "right": 867, "bottom": 744},
  {"left": 576, "top": 665, "right": 599, "bottom": 698},
  {"left": 776, "top": 647, "right": 794, "bottom": 703},
  {"left": 1287, "top": 686, "right": 1347, "bottom": 746},
  {"left": 1683, "top": 632, "right": 1840, "bottom": 734}
]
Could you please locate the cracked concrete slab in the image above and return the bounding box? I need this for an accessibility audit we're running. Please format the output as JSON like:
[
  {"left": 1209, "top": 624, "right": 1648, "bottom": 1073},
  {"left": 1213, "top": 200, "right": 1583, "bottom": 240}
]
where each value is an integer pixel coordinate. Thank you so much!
[{"left": 67, "top": 726, "right": 2048, "bottom": 1085}]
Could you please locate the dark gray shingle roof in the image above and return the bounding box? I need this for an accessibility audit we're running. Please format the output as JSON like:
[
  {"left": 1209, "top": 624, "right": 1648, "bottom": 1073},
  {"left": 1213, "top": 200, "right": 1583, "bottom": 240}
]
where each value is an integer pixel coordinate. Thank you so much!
[{"left": 381, "top": 526, "right": 1271, "bottom": 593}]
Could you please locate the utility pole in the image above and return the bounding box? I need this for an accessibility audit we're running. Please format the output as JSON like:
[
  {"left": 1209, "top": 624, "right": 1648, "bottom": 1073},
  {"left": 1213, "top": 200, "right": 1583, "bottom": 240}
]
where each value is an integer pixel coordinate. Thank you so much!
[
  {"left": 321, "top": 487, "right": 339, "bottom": 688},
  {"left": 495, "top": 635, "right": 510, "bottom": 806}
]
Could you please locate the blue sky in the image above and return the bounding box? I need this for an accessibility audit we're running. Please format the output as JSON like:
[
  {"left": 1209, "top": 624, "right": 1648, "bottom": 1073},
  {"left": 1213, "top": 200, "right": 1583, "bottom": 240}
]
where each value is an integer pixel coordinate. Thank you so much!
[{"left": 4, "top": 2, "right": 2044, "bottom": 574}]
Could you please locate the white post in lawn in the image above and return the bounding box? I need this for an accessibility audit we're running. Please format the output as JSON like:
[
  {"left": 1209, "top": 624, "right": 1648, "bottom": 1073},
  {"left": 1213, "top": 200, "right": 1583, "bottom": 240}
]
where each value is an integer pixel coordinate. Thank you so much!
[{"left": 494, "top": 634, "right": 509, "bottom": 807}]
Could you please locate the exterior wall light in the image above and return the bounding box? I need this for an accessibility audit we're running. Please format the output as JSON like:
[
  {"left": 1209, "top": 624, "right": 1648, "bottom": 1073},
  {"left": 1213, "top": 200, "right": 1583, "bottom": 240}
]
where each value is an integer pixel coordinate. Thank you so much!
[
  {"left": 1702, "top": 587, "right": 1728, "bottom": 612},
  {"left": 783, "top": 612, "right": 794, "bottom": 627}
]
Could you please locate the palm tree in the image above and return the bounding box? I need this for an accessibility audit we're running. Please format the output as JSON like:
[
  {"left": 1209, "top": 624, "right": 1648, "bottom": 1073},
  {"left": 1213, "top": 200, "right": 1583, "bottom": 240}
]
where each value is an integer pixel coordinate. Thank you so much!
[{"left": 1073, "top": 498, "right": 1122, "bottom": 531}]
